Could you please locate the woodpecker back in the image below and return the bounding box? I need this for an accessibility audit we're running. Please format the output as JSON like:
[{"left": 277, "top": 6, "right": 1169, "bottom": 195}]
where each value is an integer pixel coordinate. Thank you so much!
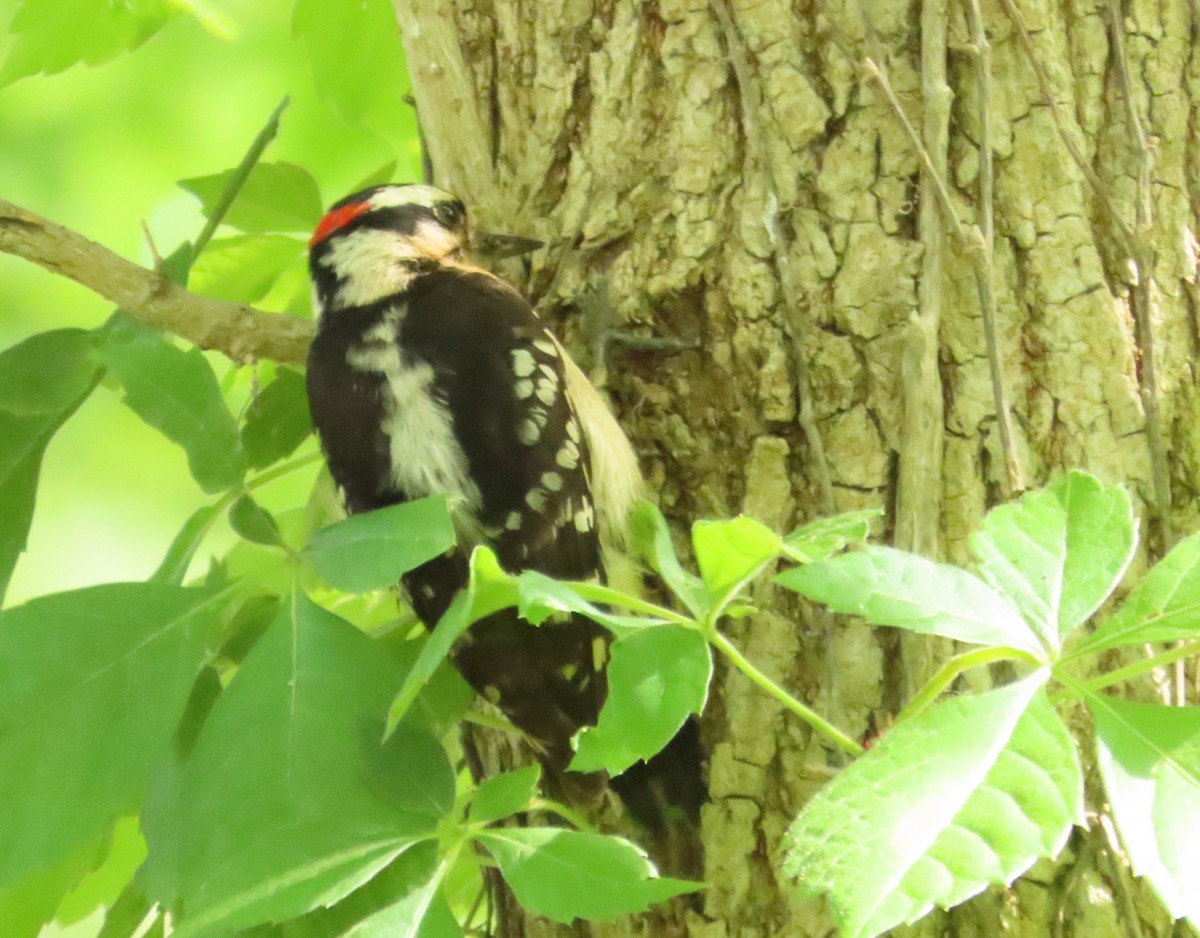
[{"left": 305, "top": 183, "right": 641, "bottom": 775}]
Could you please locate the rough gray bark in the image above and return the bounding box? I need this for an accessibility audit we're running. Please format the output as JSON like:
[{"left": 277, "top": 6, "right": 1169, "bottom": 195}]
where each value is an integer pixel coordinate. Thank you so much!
[{"left": 393, "top": 0, "right": 1200, "bottom": 934}]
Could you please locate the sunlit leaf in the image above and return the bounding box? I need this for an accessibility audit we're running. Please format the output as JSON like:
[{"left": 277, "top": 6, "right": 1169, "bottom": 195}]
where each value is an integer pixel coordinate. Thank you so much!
[
  {"left": 1092, "top": 696, "right": 1200, "bottom": 925},
  {"left": 571, "top": 627, "right": 711, "bottom": 775},
  {"left": 781, "top": 509, "right": 880, "bottom": 563},
  {"left": 1048, "top": 472, "right": 1135, "bottom": 638},
  {"left": 783, "top": 673, "right": 1081, "bottom": 938},
  {"left": 692, "top": 516, "right": 781, "bottom": 608},
  {"left": 1082, "top": 531, "right": 1200, "bottom": 654},
  {"left": 777, "top": 546, "right": 1044, "bottom": 657}
]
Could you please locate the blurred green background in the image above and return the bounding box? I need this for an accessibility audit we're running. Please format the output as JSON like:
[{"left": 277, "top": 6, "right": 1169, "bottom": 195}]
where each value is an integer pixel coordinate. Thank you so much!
[{"left": 0, "top": 0, "right": 421, "bottom": 605}]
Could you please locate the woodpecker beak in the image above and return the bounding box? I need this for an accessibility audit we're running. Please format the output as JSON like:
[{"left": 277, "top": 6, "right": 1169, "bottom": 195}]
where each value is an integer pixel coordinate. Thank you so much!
[{"left": 473, "top": 231, "right": 544, "bottom": 259}]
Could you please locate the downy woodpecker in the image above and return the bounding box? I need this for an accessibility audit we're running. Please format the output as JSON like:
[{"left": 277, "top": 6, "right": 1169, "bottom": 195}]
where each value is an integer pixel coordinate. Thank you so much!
[{"left": 305, "top": 183, "right": 642, "bottom": 784}]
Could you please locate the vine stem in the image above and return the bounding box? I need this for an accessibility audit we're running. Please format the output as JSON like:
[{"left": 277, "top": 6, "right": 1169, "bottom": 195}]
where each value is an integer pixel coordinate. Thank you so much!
[
  {"left": 894, "top": 645, "right": 1041, "bottom": 725},
  {"left": 1058, "top": 639, "right": 1200, "bottom": 698},
  {"left": 707, "top": 627, "right": 864, "bottom": 755},
  {"left": 863, "top": 52, "right": 1024, "bottom": 495}
]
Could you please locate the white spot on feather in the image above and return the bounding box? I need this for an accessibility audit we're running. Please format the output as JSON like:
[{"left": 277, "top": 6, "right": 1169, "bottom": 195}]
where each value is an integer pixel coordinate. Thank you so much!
[
  {"left": 518, "top": 419, "right": 540, "bottom": 445},
  {"left": 512, "top": 349, "right": 536, "bottom": 377},
  {"left": 556, "top": 440, "right": 579, "bottom": 469}
]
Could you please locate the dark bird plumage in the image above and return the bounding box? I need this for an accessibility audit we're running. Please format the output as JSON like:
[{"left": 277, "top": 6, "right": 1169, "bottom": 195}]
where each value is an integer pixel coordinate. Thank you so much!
[{"left": 305, "top": 184, "right": 640, "bottom": 783}]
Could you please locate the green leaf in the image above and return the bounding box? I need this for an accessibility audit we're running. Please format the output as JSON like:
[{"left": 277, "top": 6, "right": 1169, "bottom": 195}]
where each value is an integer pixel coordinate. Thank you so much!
[
  {"left": 1091, "top": 696, "right": 1200, "bottom": 924},
  {"left": 783, "top": 673, "right": 1081, "bottom": 938},
  {"left": 0, "top": 584, "right": 220, "bottom": 890},
  {"left": 781, "top": 509, "right": 880, "bottom": 563},
  {"left": 54, "top": 817, "right": 146, "bottom": 925},
  {"left": 379, "top": 633, "right": 474, "bottom": 739},
  {"left": 384, "top": 548, "right": 516, "bottom": 736},
  {"left": 777, "top": 546, "right": 1044, "bottom": 657},
  {"left": 96, "top": 882, "right": 151, "bottom": 938},
  {"left": 292, "top": 0, "right": 411, "bottom": 128},
  {"left": 342, "top": 841, "right": 461, "bottom": 938},
  {"left": 0, "top": 0, "right": 173, "bottom": 86},
  {"left": 1082, "top": 531, "right": 1200, "bottom": 655},
  {"left": 0, "top": 329, "right": 101, "bottom": 602},
  {"left": 0, "top": 840, "right": 99, "bottom": 938},
  {"left": 180, "top": 162, "right": 323, "bottom": 234},
  {"left": 692, "top": 516, "right": 781, "bottom": 608},
  {"left": 969, "top": 488, "right": 1066, "bottom": 649},
  {"left": 0, "top": 398, "right": 99, "bottom": 605},
  {"left": 151, "top": 505, "right": 221, "bottom": 584},
  {"left": 971, "top": 471, "right": 1135, "bottom": 650},
  {"left": 477, "top": 828, "right": 701, "bottom": 923},
  {"left": 188, "top": 234, "right": 306, "bottom": 303},
  {"left": 629, "top": 501, "right": 708, "bottom": 617},
  {"left": 1048, "top": 472, "right": 1135, "bottom": 637},
  {"left": 241, "top": 368, "right": 312, "bottom": 468},
  {"left": 305, "top": 497, "right": 456, "bottom": 593},
  {"left": 155, "top": 593, "right": 452, "bottom": 936},
  {"left": 229, "top": 495, "right": 283, "bottom": 547},
  {"left": 515, "top": 572, "right": 669, "bottom": 638},
  {"left": 571, "top": 627, "right": 711, "bottom": 775},
  {"left": 469, "top": 767, "right": 541, "bottom": 826},
  {"left": 96, "top": 320, "right": 246, "bottom": 493},
  {"left": 0, "top": 329, "right": 99, "bottom": 414}
]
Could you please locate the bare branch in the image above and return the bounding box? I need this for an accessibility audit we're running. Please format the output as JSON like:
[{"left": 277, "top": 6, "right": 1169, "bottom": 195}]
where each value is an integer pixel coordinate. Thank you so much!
[
  {"left": 1104, "top": 0, "right": 1171, "bottom": 545},
  {"left": 863, "top": 50, "right": 1025, "bottom": 496},
  {"left": 710, "top": 0, "right": 835, "bottom": 514},
  {"left": 0, "top": 198, "right": 312, "bottom": 366},
  {"left": 996, "top": 0, "right": 1135, "bottom": 247}
]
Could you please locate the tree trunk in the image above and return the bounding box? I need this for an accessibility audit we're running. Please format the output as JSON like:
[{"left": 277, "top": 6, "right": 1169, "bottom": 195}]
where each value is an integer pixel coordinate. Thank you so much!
[{"left": 392, "top": 0, "right": 1200, "bottom": 934}]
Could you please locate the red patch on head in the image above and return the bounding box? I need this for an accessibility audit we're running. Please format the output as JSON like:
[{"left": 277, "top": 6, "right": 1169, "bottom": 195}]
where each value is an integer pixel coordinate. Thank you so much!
[{"left": 309, "top": 201, "right": 370, "bottom": 249}]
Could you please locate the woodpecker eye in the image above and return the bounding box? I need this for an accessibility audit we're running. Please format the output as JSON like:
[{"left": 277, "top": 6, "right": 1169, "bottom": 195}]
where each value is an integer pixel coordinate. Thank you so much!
[{"left": 433, "top": 201, "right": 466, "bottom": 230}]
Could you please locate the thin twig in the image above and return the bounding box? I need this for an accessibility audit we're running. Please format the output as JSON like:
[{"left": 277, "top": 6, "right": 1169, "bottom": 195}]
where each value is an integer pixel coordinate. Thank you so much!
[
  {"left": 1000, "top": 0, "right": 1170, "bottom": 543},
  {"left": 963, "top": 0, "right": 994, "bottom": 252},
  {"left": 193, "top": 96, "right": 290, "bottom": 259},
  {"left": 996, "top": 0, "right": 1135, "bottom": 247},
  {"left": 863, "top": 53, "right": 1025, "bottom": 494},
  {"left": 891, "top": 0, "right": 947, "bottom": 558},
  {"left": 1105, "top": 0, "right": 1171, "bottom": 545},
  {"left": 710, "top": 0, "right": 835, "bottom": 513},
  {"left": 0, "top": 198, "right": 312, "bottom": 365}
]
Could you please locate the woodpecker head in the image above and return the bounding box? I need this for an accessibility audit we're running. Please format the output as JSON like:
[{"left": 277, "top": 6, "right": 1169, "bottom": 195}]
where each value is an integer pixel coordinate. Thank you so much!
[{"left": 308, "top": 184, "right": 470, "bottom": 314}]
